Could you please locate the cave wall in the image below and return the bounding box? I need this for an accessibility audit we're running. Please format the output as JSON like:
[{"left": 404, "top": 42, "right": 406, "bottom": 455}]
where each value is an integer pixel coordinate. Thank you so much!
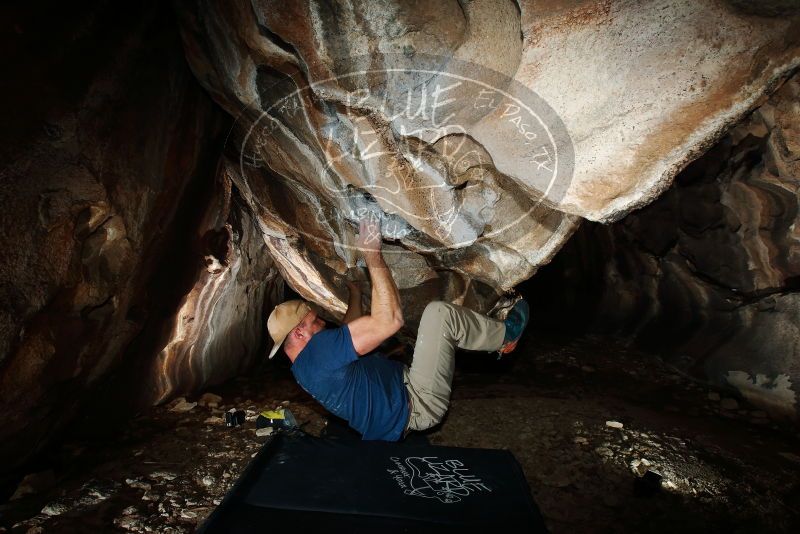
[
  {"left": 0, "top": 2, "right": 281, "bottom": 477},
  {"left": 1, "top": 0, "right": 799, "bottom": 480},
  {"left": 146, "top": 168, "right": 284, "bottom": 405},
  {"left": 529, "top": 73, "right": 800, "bottom": 419},
  {"left": 173, "top": 0, "right": 800, "bottom": 328}
]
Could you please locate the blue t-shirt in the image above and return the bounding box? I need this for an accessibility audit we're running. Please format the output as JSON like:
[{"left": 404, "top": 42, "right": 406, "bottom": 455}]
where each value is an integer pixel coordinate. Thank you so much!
[{"left": 291, "top": 325, "right": 409, "bottom": 441}]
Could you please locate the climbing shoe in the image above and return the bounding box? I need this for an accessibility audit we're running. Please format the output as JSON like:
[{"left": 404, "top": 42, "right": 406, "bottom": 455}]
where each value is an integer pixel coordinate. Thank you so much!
[{"left": 498, "top": 299, "right": 529, "bottom": 357}]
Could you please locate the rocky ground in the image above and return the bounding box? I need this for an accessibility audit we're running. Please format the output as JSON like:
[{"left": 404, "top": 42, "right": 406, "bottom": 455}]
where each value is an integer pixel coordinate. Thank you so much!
[{"left": 1, "top": 330, "right": 799, "bottom": 533}]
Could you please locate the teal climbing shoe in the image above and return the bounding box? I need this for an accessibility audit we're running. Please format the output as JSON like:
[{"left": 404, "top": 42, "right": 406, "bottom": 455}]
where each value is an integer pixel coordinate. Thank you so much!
[{"left": 498, "top": 299, "right": 529, "bottom": 356}]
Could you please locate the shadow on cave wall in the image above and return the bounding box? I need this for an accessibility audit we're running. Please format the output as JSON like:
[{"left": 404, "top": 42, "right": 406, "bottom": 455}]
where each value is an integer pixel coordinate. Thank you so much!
[
  {"left": 524, "top": 74, "right": 800, "bottom": 421},
  {"left": 0, "top": 0, "right": 282, "bottom": 486}
]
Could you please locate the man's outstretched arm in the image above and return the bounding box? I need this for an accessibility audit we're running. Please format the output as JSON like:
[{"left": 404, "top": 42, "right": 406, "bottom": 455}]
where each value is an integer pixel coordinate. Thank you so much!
[
  {"left": 341, "top": 280, "right": 363, "bottom": 324},
  {"left": 347, "top": 216, "right": 404, "bottom": 355}
]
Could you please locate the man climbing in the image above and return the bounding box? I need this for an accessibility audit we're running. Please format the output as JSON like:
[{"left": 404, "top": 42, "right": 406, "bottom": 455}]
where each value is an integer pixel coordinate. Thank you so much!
[{"left": 266, "top": 215, "right": 530, "bottom": 441}]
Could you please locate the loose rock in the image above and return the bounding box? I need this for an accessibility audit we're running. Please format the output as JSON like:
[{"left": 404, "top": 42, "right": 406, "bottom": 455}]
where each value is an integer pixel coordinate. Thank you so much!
[
  {"left": 41, "top": 502, "right": 69, "bottom": 516},
  {"left": 148, "top": 471, "right": 177, "bottom": 481},
  {"left": 10, "top": 471, "right": 55, "bottom": 500},
  {"left": 198, "top": 393, "right": 222, "bottom": 408},
  {"left": 125, "top": 478, "right": 151, "bottom": 491},
  {"left": 778, "top": 452, "right": 800, "bottom": 465},
  {"left": 630, "top": 458, "right": 652, "bottom": 477},
  {"left": 168, "top": 398, "right": 197, "bottom": 412}
]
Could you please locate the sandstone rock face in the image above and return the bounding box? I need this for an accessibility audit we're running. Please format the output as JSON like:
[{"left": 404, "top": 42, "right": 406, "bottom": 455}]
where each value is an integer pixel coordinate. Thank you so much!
[
  {"left": 175, "top": 0, "right": 800, "bottom": 326},
  {"left": 520, "top": 0, "right": 800, "bottom": 221},
  {"left": 530, "top": 74, "right": 800, "bottom": 419},
  {"left": 0, "top": 4, "right": 280, "bottom": 475}
]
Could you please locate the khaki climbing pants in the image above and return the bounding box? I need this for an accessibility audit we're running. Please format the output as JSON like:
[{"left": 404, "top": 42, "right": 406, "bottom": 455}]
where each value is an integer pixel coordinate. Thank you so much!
[{"left": 402, "top": 301, "right": 506, "bottom": 434}]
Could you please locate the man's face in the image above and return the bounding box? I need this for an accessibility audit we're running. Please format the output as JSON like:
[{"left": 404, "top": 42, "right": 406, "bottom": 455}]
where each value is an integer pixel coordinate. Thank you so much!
[
  {"left": 283, "top": 308, "right": 326, "bottom": 358},
  {"left": 296, "top": 310, "right": 325, "bottom": 338}
]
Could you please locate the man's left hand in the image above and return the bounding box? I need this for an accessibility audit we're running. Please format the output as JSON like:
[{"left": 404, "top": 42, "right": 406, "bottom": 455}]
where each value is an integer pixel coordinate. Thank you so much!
[{"left": 355, "top": 213, "right": 382, "bottom": 259}]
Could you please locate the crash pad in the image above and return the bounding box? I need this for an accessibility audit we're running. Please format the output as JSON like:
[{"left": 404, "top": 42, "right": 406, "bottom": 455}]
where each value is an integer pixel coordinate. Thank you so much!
[{"left": 199, "top": 431, "right": 546, "bottom": 533}]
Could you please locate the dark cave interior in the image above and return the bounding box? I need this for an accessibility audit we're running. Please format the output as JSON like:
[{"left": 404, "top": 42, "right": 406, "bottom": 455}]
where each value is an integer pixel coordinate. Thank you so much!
[{"left": 1, "top": 1, "right": 799, "bottom": 533}]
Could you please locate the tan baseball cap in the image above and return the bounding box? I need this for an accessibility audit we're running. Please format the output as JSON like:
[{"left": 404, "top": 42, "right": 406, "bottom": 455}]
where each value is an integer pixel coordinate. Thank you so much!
[{"left": 267, "top": 299, "right": 313, "bottom": 359}]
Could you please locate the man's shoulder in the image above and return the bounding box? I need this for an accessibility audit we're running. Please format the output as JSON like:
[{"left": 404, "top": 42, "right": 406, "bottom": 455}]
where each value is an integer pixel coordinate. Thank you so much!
[
  {"left": 299, "top": 325, "right": 356, "bottom": 363},
  {"left": 308, "top": 324, "right": 350, "bottom": 347}
]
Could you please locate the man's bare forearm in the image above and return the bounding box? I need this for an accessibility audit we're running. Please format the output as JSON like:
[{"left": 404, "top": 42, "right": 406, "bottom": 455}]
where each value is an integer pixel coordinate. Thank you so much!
[
  {"left": 345, "top": 216, "right": 404, "bottom": 354},
  {"left": 364, "top": 251, "right": 404, "bottom": 329},
  {"left": 342, "top": 284, "right": 363, "bottom": 324}
]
